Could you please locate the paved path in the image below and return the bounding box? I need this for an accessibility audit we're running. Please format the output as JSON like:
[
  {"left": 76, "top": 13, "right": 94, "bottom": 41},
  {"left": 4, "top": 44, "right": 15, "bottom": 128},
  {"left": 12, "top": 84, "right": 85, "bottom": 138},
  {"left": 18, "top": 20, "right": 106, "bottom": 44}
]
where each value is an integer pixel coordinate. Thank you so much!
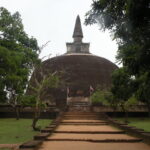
[{"left": 38, "top": 112, "right": 150, "bottom": 150}]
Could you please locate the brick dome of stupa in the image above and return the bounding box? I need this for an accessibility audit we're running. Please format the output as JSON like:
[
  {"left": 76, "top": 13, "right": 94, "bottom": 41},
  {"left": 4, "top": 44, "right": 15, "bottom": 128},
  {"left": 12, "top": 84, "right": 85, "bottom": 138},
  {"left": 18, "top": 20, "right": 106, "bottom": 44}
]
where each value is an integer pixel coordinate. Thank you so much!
[{"left": 27, "top": 15, "right": 118, "bottom": 100}]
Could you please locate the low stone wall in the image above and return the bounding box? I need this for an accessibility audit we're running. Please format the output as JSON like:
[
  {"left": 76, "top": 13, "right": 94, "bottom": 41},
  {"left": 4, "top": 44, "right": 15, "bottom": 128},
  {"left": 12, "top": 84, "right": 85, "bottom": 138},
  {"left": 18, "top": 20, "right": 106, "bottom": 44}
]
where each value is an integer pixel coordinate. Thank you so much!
[
  {"left": 0, "top": 112, "right": 58, "bottom": 119},
  {"left": 106, "top": 112, "right": 149, "bottom": 117},
  {"left": 0, "top": 104, "right": 149, "bottom": 118},
  {"left": 92, "top": 105, "right": 148, "bottom": 112},
  {"left": 0, "top": 105, "right": 59, "bottom": 119},
  {"left": 92, "top": 105, "right": 149, "bottom": 117}
]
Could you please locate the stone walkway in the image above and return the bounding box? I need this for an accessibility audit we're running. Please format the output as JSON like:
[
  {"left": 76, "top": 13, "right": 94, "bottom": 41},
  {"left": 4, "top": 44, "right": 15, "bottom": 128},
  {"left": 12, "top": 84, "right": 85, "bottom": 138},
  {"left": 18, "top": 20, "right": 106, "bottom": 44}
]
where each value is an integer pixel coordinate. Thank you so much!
[{"left": 38, "top": 112, "right": 150, "bottom": 150}]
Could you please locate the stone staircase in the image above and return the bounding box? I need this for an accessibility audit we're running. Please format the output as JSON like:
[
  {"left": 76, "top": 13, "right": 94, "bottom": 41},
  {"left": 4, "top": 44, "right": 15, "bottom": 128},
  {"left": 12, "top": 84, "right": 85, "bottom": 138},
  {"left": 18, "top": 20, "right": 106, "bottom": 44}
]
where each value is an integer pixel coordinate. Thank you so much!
[
  {"left": 36, "top": 110, "right": 150, "bottom": 150},
  {"left": 67, "top": 97, "right": 91, "bottom": 112},
  {"left": 63, "top": 112, "right": 105, "bottom": 120}
]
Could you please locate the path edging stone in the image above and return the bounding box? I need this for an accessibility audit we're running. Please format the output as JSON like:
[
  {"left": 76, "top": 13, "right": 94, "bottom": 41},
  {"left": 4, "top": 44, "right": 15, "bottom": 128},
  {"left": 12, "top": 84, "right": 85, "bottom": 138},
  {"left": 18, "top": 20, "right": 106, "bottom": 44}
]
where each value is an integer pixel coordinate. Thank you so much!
[{"left": 106, "top": 117, "right": 150, "bottom": 144}]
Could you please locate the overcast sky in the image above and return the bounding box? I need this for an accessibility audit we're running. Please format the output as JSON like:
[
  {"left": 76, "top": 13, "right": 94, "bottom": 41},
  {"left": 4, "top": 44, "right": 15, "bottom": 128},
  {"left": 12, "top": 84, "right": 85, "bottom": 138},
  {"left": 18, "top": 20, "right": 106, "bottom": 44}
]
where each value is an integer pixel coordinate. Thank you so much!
[{"left": 1, "top": 0, "right": 118, "bottom": 64}]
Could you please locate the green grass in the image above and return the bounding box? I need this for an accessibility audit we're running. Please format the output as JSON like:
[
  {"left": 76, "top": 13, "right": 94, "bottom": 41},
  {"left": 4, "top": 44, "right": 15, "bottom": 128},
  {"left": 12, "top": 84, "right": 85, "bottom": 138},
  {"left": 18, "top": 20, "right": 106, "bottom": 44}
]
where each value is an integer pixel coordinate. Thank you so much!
[
  {"left": 0, "top": 118, "right": 51, "bottom": 144},
  {"left": 0, "top": 148, "right": 11, "bottom": 150},
  {"left": 116, "top": 117, "right": 150, "bottom": 132}
]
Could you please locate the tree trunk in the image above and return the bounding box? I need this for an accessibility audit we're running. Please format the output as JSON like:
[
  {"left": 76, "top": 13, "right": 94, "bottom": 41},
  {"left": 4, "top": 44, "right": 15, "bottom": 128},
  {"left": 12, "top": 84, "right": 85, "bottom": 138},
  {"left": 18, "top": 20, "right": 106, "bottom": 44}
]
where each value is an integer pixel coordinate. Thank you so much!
[
  {"left": 12, "top": 105, "right": 20, "bottom": 120},
  {"left": 15, "top": 106, "right": 20, "bottom": 120},
  {"left": 32, "top": 107, "right": 41, "bottom": 131},
  {"left": 125, "top": 111, "right": 129, "bottom": 123},
  {"left": 147, "top": 102, "right": 150, "bottom": 117},
  {"left": 112, "top": 106, "right": 117, "bottom": 117},
  {"left": 121, "top": 105, "right": 129, "bottom": 123},
  {"left": 32, "top": 117, "right": 39, "bottom": 131}
]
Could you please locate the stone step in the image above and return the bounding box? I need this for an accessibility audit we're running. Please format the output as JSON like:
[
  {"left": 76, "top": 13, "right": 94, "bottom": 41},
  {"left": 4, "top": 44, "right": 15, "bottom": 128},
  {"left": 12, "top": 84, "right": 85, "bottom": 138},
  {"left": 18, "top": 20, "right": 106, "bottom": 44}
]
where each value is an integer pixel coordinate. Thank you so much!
[
  {"left": 69, "top": 103, "right": 90, "bottom": 104},
  {"left": 34, "top": 133, "right": 50, "bottom": 140},
  {"left": 63, "top": 118, "right": 103, "bottom": 120},
  {"left": 63, "top": 117, "right": 103, "bottom": 119},
  {"left": 38, "top": 141, "right": 150, "bottom": 150},
  {"left": 19, "top": 140, "right": 42, "bottom": 148},
  {"left": 68, "top": 108, "right": 91, "bottom": 112},
  {"left": 63, "top": 115, "right": 99, "bottom": 118},
  {"left": 47, "top": 133, "right": 142, "bottom": 141},
  {"left": 64, "top": 114, "right": 100, "bottom": 116},
  {"left": 63, "top": 117, "right": 105, "bottom": 119},
  {"left": 63, "top": 115, "right": 106, "bottom": 119},
  {"left": 69, "top": 104, "right": 90, "bottom": 106},
  {"left": 63, "top": 116, "right": 105, "bottom": 118},
  {"left": 66, "top": 115, "right": 102, "bottom": 118},
  {"left": 69, "top": 102, "right": 90, "bottom": 104},
  {"left": 60, "top": 123, "right": 108, "bottom": 125},
  {"left": 46, "top": 138, "right": 142, "bottom": 143},
  {"left": 54, "top": 131, "right": 125, "bottom": 134},
  {"left": 60, "top": 120, "right": 108, "bottom": 124},
  {"left": 65, "top": 112, "right": 103, "bottom": 114},
  {"left": 41, "top": 128, "right": 53, "bottom": 133},
  {"left": 64, "top": 113, "right": 106, "bottom": 116}
]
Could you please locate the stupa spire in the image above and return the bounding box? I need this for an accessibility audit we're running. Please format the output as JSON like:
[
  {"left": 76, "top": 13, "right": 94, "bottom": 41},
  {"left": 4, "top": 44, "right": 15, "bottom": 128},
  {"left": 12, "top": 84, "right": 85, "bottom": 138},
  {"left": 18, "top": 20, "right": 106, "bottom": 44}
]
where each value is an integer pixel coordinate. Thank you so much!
[
  {"left": 73, "top": 15, "right": 83, "bottom": 43},
  {"left": 66, "top": 15, "right": 90, "bottom": 54}
]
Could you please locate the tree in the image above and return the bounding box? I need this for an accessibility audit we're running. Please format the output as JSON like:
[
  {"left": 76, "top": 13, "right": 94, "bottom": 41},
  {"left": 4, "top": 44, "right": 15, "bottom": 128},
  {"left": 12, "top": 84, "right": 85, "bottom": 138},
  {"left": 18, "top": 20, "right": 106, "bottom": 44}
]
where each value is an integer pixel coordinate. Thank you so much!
[
  {"left": 91, "top": 89, "right": 107, "bottom": 105},
  {"left": 91, "top": 89, "right": 119, "bottom": 116},
  {"left": 85, "top": 0, "right": 149, "bottom": 74},
  {"left": 85, "top": 0, "right": 150, "bottom": 113},
  {"left": 136, "top": 72, "right": 150, "bottom": 116},
  {"left": 23, "top": 64, "right": 60, "bottom": 131},
  {"left": 122, "top": 95, "right": 137, "bottom": 122},
  {"left": 111, "top": 67, "right": 136, "bottom": 121},
  {"left": 0, "top": 7, "right": 40, "bottom": 118},
  {"left": 111, "top": 68, "right": 134, "bottom": 101}
]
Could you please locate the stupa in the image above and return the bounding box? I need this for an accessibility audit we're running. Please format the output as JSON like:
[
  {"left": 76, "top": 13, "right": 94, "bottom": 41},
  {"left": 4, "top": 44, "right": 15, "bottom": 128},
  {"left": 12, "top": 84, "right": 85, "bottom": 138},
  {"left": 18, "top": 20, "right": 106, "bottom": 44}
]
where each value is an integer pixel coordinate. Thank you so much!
[{"left": 28, "top": 15, "right": 118, "bottom": 107}]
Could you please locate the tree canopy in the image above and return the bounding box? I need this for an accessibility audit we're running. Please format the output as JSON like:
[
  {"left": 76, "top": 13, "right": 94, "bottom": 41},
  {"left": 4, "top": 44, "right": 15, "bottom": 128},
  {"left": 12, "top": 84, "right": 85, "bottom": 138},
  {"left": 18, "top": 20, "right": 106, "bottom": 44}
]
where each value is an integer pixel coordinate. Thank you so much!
[
  {"left": 0, "top": 7, "right": 40, "bottom": 103},
  {"left": 111, "top": 67, "right": 135, "bottom": 101},
  {"left": 85, "top": 0, "right": 150, "bottom": 75},
  {"left": 85, "top": 0, "right": 150, "bottom": 113}
]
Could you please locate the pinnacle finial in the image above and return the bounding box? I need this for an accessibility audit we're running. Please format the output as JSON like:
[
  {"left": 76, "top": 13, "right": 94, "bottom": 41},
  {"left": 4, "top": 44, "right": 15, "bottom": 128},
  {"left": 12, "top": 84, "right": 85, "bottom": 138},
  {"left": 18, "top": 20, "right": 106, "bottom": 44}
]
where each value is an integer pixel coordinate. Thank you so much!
[{"left": 73, "top": 15, "right": 83, "bottom": 40}]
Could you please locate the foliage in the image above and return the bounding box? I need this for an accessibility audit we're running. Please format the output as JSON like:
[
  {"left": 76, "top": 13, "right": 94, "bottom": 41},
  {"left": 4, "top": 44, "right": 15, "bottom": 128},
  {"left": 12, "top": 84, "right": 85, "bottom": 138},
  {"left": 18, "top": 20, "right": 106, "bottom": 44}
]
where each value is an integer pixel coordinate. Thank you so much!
[
  {"left": 85, "top": 0, "right": 150, "bottom": 113},
  {"left": 23, "top": 66, "right": 60, "bottom": 130},
  {"left": 100, "top": 67, "right": 138, "bottom": 120},
  {"left": 111, "top": 67, "right": 137, "bottom": 121},
  {"left": 136, "top": 72, "right": 150, "bottom": 114},
  {"left": 122, "top": 95, "right": 137, "bottom": 112},
  {"left": 91, "top": 89, "right": 119, "bottom": 111},
  {"left": 85, "top": 0, "right": 149, "bottom": 47},
  {"left": 111, "top": 67, "right": 135, "bottom": 101},
  {"left": 0, "top": 7, "right": 40, "bottom": 104},
  {"left": 0, "top": 118, "right": 51, "bottom": 144},
  {"left": 21, "top": 95, "right": 37, "bottom": 107},
  {"left": 91, "top": 89, "right": 107, "bottom": 105}
]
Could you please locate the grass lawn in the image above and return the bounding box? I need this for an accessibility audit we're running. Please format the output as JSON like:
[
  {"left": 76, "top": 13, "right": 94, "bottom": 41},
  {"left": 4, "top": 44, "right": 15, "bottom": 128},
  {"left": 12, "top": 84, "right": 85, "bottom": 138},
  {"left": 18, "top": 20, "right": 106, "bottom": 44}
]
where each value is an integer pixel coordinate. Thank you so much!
[
  {"left": 116, "top": 117, "right": 150, "bottom": 132},
  {"left": 0, "top": 148, "right": 11, "bottom": 150},
  {"left": 0, "top": 118, "right": 51, "bottom": 144}
]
